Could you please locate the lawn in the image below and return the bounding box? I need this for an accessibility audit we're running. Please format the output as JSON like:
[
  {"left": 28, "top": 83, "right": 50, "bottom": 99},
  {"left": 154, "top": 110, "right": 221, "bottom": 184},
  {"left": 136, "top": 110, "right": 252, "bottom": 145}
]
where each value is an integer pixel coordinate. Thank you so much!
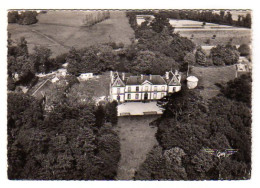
[
  {"left": 8, "top": 11, "right": 135, "bottom": 57},
  {"left": 77, "top": 72, "right": 111, "bottom": 100},
  {"left": 115, "top": 115, "right": 159, "bottom": 180},
  {"left": 191, "top": 65, "right": 237, "bottom": 100}
]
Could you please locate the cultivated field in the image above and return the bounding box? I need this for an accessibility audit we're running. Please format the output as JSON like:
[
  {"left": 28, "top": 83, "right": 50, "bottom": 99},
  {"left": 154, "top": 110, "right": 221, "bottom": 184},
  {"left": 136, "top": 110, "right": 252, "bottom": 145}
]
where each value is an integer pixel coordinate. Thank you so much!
[
  {"left": 191, "top": 65, "right": 237, "bottom": 100},
  {"left": 137, "top": 16, "right": 251, "bottom": 46},
  {"left": 8, "top": 11, "right": 135, "bottom": 57},
  {"left": 178, "top": 28, "right": 251, "bottom": 46},
  {"left": 115, "top": 115, "right": 159, "bottom": 180}
]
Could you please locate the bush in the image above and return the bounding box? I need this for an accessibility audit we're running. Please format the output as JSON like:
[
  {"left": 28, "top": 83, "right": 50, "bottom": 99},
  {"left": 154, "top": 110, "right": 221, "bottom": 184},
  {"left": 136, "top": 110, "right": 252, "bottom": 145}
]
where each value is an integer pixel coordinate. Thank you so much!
[{"left": 238, "top": 44, "right": 250, "bottom": 56}]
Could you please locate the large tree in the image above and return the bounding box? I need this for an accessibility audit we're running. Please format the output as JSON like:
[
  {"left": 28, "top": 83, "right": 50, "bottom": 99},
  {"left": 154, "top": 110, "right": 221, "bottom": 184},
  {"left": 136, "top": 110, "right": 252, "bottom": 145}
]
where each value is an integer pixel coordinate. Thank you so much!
[{"left": 210, "top": 44, "right": 240, "bottom": 66}]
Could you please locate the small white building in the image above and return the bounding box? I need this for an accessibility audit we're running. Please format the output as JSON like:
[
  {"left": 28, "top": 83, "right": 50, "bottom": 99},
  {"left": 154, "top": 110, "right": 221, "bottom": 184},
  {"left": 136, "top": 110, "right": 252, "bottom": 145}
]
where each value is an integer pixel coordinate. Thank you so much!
[
  {"left": 78, "top": 73, "right": 94, "bottom": 81},
  {"left": 187, "top": 76, "right": 199, "bottom": 89}
]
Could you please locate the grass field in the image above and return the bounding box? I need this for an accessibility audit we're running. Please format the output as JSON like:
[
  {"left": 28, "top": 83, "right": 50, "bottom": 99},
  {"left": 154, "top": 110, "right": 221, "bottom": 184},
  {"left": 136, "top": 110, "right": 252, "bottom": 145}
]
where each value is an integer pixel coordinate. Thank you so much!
[
  {"left": 178, "top": 28, "right": 251, "bottom": 46},
  {"left": 8, "top": 11, "right": 135, "bottom": 57},
  {"left": 191, "top": 65, "right": 237, "bottom": 100},
  {"left": 115, "top": 115, "right": 159, "bottom": 180},
  {"left": 137, "top": 16, "right": 251, "bottom": 46}
]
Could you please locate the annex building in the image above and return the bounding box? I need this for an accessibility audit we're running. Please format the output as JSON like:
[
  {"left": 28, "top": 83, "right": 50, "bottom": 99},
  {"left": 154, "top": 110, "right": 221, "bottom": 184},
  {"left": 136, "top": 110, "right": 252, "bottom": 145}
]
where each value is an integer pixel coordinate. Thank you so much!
[{"left": 110, "top": 70, "right": 181, "bottom": 103}]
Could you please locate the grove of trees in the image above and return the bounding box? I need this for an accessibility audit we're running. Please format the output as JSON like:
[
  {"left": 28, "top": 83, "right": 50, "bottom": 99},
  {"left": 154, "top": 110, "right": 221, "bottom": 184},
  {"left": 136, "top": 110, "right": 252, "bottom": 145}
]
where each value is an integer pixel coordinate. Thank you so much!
[
  {"left": 8, "top": 11, "right": 38, "bottom": 25},
  {"left": 135, "top": 74, "right": 252, "bottom": 180},
  {"left": 83, "top": 11, "right": 110, "bottom": 27},
  {"left": 8, "top": 83, "right": 120, "bottom": 180}
]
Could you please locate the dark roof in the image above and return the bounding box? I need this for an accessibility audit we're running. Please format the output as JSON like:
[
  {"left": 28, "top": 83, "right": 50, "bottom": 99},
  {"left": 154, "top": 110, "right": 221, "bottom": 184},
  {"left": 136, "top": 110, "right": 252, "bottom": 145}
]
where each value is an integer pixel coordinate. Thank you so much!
[{"left": 126, "top": 75, "right": 167, "bottom": 85}]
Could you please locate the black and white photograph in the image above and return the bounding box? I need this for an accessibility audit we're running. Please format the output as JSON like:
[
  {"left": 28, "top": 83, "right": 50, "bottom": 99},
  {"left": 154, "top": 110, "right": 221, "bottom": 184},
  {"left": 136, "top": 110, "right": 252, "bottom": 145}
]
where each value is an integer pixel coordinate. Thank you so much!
[{"left": 1, "top": 0, "right": 258, "bottom": 185}]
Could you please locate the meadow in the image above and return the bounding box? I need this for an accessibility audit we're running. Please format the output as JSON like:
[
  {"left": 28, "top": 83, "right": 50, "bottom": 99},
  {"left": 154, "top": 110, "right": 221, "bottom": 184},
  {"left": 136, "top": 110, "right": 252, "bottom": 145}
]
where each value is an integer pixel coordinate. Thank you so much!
[
  {"left": 191, "top": 65, "right": 237, "bottom": 100},
  {"left": 8, "top": 11, "right": 135, "bottom": 57},
  {"left": 115, "top": 115, "right": 159, "bottom": 180}
]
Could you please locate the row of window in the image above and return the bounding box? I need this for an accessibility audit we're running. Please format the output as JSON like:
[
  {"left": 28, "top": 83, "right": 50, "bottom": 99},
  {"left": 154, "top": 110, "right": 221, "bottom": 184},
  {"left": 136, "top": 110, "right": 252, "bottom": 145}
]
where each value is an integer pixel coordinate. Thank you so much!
[
  {"left": 116, "top": 87, "right": 176, "bottom": 94},
  {"left": 127, "top": 86, "right": 166, "bottom": 92},
  {"left": 127, "top": 93, "right": 165, "bottom": 100}
]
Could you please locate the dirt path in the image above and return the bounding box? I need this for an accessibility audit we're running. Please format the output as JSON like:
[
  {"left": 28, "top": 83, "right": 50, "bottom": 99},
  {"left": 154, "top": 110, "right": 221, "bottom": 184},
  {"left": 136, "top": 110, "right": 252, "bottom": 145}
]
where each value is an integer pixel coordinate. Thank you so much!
[{"left": 115, "top": 115, "right": 159, "bottom": 180}]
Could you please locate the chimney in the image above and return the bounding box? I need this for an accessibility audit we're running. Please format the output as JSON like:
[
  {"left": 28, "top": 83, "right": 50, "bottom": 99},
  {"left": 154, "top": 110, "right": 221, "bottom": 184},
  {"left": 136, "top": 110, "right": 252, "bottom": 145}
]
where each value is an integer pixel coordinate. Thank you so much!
[
  {"left": 175, "top": 69, "right": 178, "bottom": 75},
  {"left": 150, "top": 74, "right": 152, "bottom": 80},
  {"left": 122, "top": 72, "right": 125, "bottom": 80},
  {"left": 141, "top": 74, "right": 143, "bottom": 80},
  {"left": 165, "top": 72, "right": 169, "bottom": 80},
  {"left": 110, "top": 71, "right": 114, "bottom": 83}
]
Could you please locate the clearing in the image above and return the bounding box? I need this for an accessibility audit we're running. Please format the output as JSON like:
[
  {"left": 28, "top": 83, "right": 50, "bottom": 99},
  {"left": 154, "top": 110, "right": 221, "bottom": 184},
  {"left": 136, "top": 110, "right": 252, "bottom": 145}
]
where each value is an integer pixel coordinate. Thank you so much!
[
  {"left": 191, "top": 65, "right": 237, "bottom": 100},
  {"left": 115, "top": 115, "right": 159, "bottom": 180},
  {"left": 8, "top": 11, "right": 135, "bottom": 57}
]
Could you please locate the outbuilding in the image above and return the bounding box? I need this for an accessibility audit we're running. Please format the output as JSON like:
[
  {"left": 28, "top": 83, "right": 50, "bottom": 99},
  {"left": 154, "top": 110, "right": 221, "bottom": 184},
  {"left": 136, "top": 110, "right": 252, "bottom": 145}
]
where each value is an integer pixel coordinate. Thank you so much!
[{"left": 187, "top": 76, "right": 199, "bottom": 89}]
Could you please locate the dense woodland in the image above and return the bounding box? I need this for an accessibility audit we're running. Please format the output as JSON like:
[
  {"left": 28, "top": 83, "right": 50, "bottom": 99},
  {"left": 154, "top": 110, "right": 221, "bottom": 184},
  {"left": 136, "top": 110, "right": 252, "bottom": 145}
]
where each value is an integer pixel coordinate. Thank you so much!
[{"left": 135, "top": 74, "right": 252, "bottom": 180}]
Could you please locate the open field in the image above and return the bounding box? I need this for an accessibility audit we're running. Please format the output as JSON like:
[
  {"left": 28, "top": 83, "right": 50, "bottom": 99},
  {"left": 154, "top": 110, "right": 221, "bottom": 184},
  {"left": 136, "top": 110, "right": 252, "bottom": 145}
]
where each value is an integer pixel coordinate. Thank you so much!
[
  {"left": 8, "top": 11, "right": 134, "bottom": 57},
  {"left": 178, "top": 28, "right": 251, "bottom": 46},
  {"left": 191, "top": 65, "right": 237, "bottom": 100},
  {"left": 137, "top": 17, "right": 251, "bottom": 46},
  {"left": 115, "top": 115, "right": 159, "bottom": 180}
]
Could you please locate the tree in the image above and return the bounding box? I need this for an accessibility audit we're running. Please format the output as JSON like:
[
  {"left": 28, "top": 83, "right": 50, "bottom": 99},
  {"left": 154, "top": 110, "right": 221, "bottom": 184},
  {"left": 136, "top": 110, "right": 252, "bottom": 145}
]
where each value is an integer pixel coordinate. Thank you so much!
[
  {"left": 18, "top": 11, "right": 38, "bottom": 25},
  {"left": 182, "top": 52, "right": 196, "bottom": 72},
  {"left": 243, "top": 13, "right": 251, "bottom": 28},
  {"left": 95, "top": 105, "right": 106, "bottom": 128},
  {"left": 8, "top": 11, "right": 19, "bottom": 23},
  {"left": 30, "top": 46, "right": 52, "bottom": 73},
  {"left": 195, "top": 47, "right": 207, "bottom": 66},
  {"left": 210, "top": 44, "right": 239, "bottom": 66},
  {"left": 224, "top": 12, "right": 233, "bottom": 25},
  {"left": 129, "top": 50, "right": 178, "bottom": 75},
  {"left": 105, "top": 101, "right": 118, "bottom": 126},
  {"left": 135, "top": 146, "right": 188, "bottom": 180},
  {"left": 220, "top": 73, "right": 252, "bottom": 107},
  {"left": 150, "top": 13, "right": 174, "bottom": 33},
  {"left": 238, "top": 44, "right": 250, "bottom": 56}
]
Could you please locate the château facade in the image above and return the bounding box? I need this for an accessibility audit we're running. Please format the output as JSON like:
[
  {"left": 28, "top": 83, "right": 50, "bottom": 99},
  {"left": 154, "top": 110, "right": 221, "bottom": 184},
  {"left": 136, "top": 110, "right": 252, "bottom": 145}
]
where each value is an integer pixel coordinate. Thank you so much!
[{"left": 109, "top": 70, "right": 181, "bottom": 103}]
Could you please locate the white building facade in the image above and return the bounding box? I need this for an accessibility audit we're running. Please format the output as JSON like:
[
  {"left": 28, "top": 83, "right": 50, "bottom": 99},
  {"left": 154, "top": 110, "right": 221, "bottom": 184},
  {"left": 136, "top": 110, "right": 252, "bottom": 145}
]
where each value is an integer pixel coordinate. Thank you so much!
[{"left": 110, "top": 71, "right": 181, "bottom": 103}]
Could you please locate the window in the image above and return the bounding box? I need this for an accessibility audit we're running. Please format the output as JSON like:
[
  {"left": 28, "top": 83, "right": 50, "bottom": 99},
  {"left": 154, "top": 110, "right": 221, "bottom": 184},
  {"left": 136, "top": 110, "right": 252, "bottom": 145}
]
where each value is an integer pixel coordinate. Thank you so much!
[
  {"left": 135, "top": 94, "right": 139, "bottom": 99},
  {"left": 128, "top": 87, "right": 131, "bottom": 92},
  {"left": 117, "top": 88, "right": 120, "bottom": 94},
  {"left": 136, "top": 86, "right": 139, "bottom": 92},
  {"left": 153, "top": 93, "right": 157, "bottom": 99},
  {"left": 128, "top": 94, "right": 131, "bottom": 99},
  {"left": 162, "top": 86, "right": 165, "bottom": 91},
  {"left": 161, "top": 93, "right": 165, "bottom": 98},
  {"left": 172, "top": 87, "right": 176, "bottom": 92},
  {"left": 145, "top": 86, "right": 148, "bottom": 91},
  {"left": 154, "top": 86, "right": 157, "bottom": 91}
]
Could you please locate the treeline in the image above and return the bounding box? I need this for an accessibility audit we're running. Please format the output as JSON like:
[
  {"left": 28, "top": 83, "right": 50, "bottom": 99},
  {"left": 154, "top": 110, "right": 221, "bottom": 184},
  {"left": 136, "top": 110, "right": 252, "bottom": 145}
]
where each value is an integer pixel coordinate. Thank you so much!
[
  {"left": 127, "top": 10, "right": 251, "bottom": 28},
  {"left": 83, "top": 11, "right": 110, "bottom": 27},
  {"left": 8, "top": 11, "right": 38, "bottom": 25},
  {"left": 135, "top": 73, "right": 252, "bottom": 180}
]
